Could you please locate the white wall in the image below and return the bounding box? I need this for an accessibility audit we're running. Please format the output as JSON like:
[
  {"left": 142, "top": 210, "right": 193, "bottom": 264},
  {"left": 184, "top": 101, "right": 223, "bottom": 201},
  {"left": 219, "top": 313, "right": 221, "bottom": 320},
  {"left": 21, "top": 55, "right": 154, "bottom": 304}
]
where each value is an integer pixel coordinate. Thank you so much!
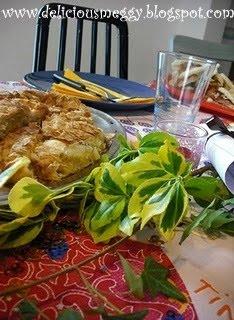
[{"left": 0, "top": 0, "right": 229, "bottom": 83}]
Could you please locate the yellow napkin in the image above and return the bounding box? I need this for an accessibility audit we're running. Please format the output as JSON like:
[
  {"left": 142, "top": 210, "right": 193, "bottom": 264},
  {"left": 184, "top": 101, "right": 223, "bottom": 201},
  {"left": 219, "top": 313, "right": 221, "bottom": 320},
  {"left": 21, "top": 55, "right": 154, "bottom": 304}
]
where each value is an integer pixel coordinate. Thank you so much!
[{"left": 51, "top": 69, "right": 155, "bottom": 104}]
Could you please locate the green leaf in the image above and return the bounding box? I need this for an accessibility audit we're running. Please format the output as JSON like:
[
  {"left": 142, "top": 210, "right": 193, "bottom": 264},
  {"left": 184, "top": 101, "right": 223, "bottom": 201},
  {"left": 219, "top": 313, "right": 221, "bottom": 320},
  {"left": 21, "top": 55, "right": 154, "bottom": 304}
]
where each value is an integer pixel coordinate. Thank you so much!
[
  {"left": 141, "top": 257, "right": 186, "bottom": 302},
  {"left": 139, "top": 131, "right": 178, "bottom": 154},
  {"left": 94, "top": 163, "right": 126, "bottom": 201},
  {"left": 90, "top": 199, "right": 125, "bottom": 230},
  {"left": 223, "top": 198, "right": 234, "bottom": 207},
  {"left": 128, "top": 177, "right": 169, "bottom": 218},
  {"left": 8, "top": 177, "right": 54, "bottom": 217},
  {"left": 84, "top": 202, "right": 120, "bottom": 243},
  {"left": 200, "top": 209, "right": 226, "bottom": 230},
  {"left": 200, "top": 208, "right": 234, "bottom": 236},
  {"left": 0, "top": 215, "right": 29, "bottom": 235},
  {"left": 119, "top": 215, "right": 139, "bottom": 236},
  {"left": 143, "top": 256, "right": 169, "bottom": 279},
  {"left": 102, "top": 310, "right": 148, "bottom": 320},
  {"left": 0, "top": 157, "right": 30, "bottom": 188},
  {"left": 219, "top": 221, "right": 234, "bottom": 236},
  {"left": 90, "top": 218, "right": 121, "bottom": 243},
  {"left": 160, "top": 181, "right": 189, "bottom": 240},
  {"left": 0, "top": 221, "right": 44, "bottom": 249},
  {"left": 158, "top": 143, "right": 192, "bottom": 177},
  {"left": 185, "top": 177, "right": 230, "bottom": 207},
  {"left": 118, "top": 134, "right": 133, "bottom": 151},
  {"left": 111, "top": 134, "right": 138, "bottom": 165},
  {"left": 84, "top": 202, "right": 99, "bottom": 232},
  {"left": 121, "top": 153, "right": 169, "bottom": 187},
  {"left": 57, "top": 308, "right": 83, "bottom": 320},
  {"left": 129, "top": 179, "right": 188, "bottom": 239},
  {"left": 119, "top": 254, "right": 144, "bottom": 299},
  {"left": 17, "top": 300, "right": 38, "bottom": 320},
  {"left": 180, "top": 200, "right": 216, "bottom": 244},
  {"left": 47, "top": 201, "right": 60, "bottom": 222},
  {"left": 139, "top": 183, "right": 176, "bottom": 229}
]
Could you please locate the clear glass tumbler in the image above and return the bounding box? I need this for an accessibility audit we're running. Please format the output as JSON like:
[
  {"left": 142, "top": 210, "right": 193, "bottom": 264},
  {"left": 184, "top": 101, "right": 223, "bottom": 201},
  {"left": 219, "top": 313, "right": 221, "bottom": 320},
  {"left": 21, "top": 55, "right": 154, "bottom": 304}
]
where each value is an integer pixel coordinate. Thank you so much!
[
  {"left": 154, "top": 51, "right": 217, "bottom": 123},
  {"left": 155, "top": 120, "right": 208, "bottom": 168}
]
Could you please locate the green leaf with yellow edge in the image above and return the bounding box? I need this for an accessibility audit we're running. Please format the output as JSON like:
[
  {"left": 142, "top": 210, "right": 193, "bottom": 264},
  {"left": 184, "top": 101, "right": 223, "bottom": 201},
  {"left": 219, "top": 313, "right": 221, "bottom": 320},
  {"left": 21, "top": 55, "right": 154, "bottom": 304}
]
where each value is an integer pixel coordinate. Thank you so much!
[
  {"left": 0, "top": 220, "right": 43, "bottom": 249},
  {"left": 141, "top": 257, "right": 186, "bottom": 302},
  {"left": 0, "top": 157, "right": 30, "bottom": 188},
  {"left": 89, "top": 218, "right": 121, "bottom": 243},
  {"left": 120, "top": 153, "right": 170, "bottom": 187},
  {"left": 128, "top": 178, "right": 171, "bottom": 219},
  {"left": 139, "top": 131, "right": 179, "bottom": 154},
  {"left": 8, "top": 177, "right": 54, "bottom": 217},
  {"left": 119, "top": 253, "right": 144, "bottom": 299},
  {"left": 0, "top": 215, "right": 29, "bottom": 235},
  {"left": 158, "top": 142, "right": 192, "bottom": 177},
  {"left": 110, "top": 134, "right": 138, "bottom": 166},
  {"left": 84, "top": 201, "right": 99, "bottom": 231},
  {"left": 90, "top": 198, "right": 125, "bottom": 231},
  {"left": 139, "top": 183, "right": 176, "bottom": 229},
  {"left": 159, "top": 181, "right": 189, "bottom": 240},
  {"left": 119, "top": 215, "right": 139, "bottom": 236},
  {"left": 94, "top": 163, "right": 126, "bottom": 202},
  {"left": 185, "top": 176, "right": 230, "bottom": 207},
  {"left": 84, "top": 201, "right": 120, "bottom": 243}
]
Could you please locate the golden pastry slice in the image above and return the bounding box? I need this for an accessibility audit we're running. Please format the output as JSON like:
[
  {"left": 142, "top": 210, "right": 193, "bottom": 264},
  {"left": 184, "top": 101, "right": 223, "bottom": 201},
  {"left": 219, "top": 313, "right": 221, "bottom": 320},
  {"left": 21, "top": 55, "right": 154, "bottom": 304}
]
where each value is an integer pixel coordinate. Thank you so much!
[{"left": 0, "top": 90, "right": 109, "bottom": 185}]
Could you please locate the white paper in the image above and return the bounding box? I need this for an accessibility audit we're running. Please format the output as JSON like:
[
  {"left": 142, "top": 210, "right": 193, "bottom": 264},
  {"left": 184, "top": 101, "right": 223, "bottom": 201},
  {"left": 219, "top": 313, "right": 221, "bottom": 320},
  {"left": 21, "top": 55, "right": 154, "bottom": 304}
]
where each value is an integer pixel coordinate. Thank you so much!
[{"left": 205, "top": 133, "right": 234, "bottom": 194}]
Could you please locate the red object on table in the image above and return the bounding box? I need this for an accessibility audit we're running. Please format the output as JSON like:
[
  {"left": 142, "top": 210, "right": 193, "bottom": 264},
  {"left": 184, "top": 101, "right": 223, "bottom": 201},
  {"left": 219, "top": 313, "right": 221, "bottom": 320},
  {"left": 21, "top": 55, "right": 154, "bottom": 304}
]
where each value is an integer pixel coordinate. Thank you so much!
[
  {"left": 200, "top": 100, "right": 234, "bottom": 121},
  {"left": 0, "top": 231, "right": 197, "bottom": 320}
]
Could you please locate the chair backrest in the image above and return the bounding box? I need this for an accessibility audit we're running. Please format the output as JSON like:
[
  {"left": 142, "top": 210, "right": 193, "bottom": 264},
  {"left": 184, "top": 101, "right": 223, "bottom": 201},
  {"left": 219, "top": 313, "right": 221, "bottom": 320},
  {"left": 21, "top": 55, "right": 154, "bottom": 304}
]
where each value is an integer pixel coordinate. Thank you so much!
[
  {"left": 33, "top": 3, "right": 129, "bottom": 79},
  {"left": 170, "top": 35, "right": 234, "bottom": 62}
]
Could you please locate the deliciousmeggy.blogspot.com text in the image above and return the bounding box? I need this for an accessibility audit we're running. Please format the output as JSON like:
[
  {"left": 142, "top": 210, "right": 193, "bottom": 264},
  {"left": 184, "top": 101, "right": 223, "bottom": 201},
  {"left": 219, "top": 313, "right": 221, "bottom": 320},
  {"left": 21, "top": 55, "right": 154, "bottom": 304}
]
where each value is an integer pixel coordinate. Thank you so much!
[{"left": 0, "top": 4, "right": 233, "bottom": 22}]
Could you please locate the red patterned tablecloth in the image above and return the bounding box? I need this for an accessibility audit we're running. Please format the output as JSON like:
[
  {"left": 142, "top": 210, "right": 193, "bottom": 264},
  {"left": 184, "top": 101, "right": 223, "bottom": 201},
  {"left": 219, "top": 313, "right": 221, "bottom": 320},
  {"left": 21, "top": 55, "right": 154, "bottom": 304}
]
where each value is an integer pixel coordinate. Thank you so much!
[
  {"left": 0, "top": 231, "right": 197, "bottom": 320},
  {"left": 0, "top": 82, "right": 233, "bottom": 320}
]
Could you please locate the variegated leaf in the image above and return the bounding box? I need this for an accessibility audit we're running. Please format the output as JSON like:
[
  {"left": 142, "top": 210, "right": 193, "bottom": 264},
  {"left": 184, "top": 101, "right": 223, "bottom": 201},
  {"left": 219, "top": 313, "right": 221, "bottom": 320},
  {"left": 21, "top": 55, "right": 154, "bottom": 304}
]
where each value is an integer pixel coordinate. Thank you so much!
[
  {"left": 121, "top": 153, "right": 169, "bottom": 187},
  {"left": 158, "top": 143, "right": 192, "bottom": 177},
  {"left": 90, "top": 198, "right": 125, "bottom": 231},
  {"left": 128, "top": 178, "right": 170, "bottom": 218},
  {"left": 94, "top": 163, "right": 126, "bottom": 201},
  {"left": 160, "top": 181, "right": 189, "bottom": 240},
  {"left": 139, "top": 132, "right": 179, "bottom": 154},
  {"left": 8, "top": 177, "right": 54, "bottom": 217}
]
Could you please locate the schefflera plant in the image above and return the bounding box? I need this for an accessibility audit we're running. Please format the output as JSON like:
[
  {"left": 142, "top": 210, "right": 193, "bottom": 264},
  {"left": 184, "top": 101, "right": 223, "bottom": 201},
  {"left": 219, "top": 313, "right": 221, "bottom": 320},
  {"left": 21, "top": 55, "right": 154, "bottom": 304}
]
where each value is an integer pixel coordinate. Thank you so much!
[
  {"left": 82, "top": 133, "right": 230, "bottom": 243},
  {"left": 84, "top": 140, "right": 192, "bottom": 242},
  {"left": 1, "top": 132, "right": 230, "bottom": 248}
]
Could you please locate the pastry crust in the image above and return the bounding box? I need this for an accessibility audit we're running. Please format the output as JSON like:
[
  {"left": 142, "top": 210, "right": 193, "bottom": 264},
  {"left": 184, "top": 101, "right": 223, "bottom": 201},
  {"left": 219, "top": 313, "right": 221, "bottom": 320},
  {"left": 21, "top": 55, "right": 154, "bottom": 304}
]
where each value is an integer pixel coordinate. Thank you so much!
[{"left": 0, "top": 90, "right": 109, "bottom": 184}]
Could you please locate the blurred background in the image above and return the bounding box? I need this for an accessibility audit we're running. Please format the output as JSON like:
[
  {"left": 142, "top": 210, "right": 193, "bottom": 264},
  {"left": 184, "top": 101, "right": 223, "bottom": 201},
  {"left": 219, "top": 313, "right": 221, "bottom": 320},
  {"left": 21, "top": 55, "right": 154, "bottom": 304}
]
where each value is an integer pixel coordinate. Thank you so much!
[{"left": 0, "top": 0, "right": 233, "bottom": 82}]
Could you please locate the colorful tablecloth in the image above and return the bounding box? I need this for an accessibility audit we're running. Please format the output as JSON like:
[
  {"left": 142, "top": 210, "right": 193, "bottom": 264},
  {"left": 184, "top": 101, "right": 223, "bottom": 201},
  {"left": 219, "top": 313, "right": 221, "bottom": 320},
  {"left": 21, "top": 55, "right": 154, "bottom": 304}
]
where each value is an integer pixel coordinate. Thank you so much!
[{"left": 0, "top": 82, "right": 233, "bottom": 320}]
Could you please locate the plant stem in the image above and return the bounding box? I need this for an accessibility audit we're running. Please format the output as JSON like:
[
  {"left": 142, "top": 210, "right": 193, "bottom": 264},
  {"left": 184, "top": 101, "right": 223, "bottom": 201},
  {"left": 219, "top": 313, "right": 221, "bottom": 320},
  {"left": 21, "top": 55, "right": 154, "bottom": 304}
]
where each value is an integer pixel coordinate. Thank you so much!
[
  {"left": 191, "top": 164, "right": 212, "bottom": 177},
  {"left": 0, "top": 236, "right": 129, "bottom": 297},
  {"left": 78, "top": 269, "right": 123, "bottom": 315}
]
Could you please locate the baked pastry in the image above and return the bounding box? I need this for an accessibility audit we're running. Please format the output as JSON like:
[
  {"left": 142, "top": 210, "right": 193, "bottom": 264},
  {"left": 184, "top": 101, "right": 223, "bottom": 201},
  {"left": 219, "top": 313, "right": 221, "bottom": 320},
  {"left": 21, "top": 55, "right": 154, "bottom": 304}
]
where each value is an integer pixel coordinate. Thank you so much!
[{"left": 0, "top": 90, "right": 109, "bottom": 184}]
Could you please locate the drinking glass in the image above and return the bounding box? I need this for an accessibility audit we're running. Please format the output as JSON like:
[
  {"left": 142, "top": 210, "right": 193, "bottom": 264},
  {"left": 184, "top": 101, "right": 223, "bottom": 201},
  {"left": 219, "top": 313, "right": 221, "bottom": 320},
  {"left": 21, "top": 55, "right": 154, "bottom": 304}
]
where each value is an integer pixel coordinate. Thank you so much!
[
  {"left": 155, "top": 120, "right": 208, "bottom": 168},
  {"left": 154, "top": 51, "right": 217, "bottom": 123}
]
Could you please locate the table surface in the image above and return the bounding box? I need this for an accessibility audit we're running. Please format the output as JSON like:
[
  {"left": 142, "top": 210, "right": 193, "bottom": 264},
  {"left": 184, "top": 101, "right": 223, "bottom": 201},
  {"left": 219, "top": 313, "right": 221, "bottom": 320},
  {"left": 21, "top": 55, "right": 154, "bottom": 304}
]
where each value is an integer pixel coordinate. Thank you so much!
[{"left": 0, "top": 82, "right": 233, "bottom": 320}]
